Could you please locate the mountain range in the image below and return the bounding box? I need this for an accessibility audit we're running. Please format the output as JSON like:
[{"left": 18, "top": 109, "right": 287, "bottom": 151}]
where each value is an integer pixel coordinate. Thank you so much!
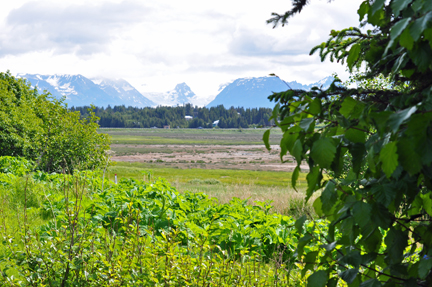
[
  {"left": 18, "top": 74, "right": 335, "bottom": 109},
  {"left": 206, "top": 76, "right": 335, "bottom": 109}
]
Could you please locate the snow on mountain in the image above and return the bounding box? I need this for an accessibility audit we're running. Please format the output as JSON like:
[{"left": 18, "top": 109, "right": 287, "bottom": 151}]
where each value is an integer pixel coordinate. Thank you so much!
[
  {"left": 206, "top": 76, "right": 335, "bottom": 109},
  {"left": 143, "top": 83, "right": 196, "bottom": 106},
  {"left": 17, "top": 74, "right": 155, "bottom": 108},
  {"left": 91, "top": 78, "right": 155, "bottom": 107}
]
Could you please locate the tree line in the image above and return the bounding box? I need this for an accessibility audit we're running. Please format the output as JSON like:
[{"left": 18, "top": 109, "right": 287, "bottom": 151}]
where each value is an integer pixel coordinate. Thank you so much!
[{"left": 70, "top": 104, "right": 274, "bottom": 128}]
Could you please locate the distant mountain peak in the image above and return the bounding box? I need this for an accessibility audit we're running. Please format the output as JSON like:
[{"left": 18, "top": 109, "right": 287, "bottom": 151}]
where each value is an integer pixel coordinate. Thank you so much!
[
  {"left": 143, "top": 82, "right": 196, "bottom": 106},
  {"left": 206, "top": 76, "right": 334, "bottom": 109},
  {"left": 19, "top": 73, "right": 155, "bottom": 108}
]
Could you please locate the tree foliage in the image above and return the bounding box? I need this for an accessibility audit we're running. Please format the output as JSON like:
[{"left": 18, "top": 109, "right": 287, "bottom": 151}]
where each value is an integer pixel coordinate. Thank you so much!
[
  {"left": 72, "top": 104, "right": 273, "bottom": 129},
  {"left": 264, "top": 0, "right": 432, "bottom": 285},
  {"left": 0, "top": 71, "right": 110, "bottom": 172}
]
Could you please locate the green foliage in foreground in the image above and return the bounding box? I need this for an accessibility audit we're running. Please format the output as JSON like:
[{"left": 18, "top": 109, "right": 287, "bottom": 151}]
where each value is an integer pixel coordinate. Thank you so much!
[
  {"left": 0, "top": 71, "right": 110, "bottom": 172},
  {"left": 0, "top": 156, "right": 326, "bottom": 286},
  {"left": 265, "top": 0, "right": 432, "bottom": 286}
]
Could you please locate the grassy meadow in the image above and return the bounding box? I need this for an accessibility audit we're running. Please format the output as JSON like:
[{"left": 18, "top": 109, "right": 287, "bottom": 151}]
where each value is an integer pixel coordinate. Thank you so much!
[
  {"left": 97, "top": 128, "right": 315, "bottom": 218},
  {"left": 106, "top": 161, "right": 315, "bottom": 217},
  {"left": 99, "top": 127, "right": 283, "bottom": 145}
]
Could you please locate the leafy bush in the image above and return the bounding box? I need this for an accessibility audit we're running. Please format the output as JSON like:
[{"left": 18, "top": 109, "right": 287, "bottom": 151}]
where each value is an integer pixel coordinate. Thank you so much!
[
  {"left": 0, "top": 156, "right": 322, "bottom": 286},
  {"left": 0, "top": 71, "right": 110, "bottom": 172},
  {"left": 266, "top": 0, "right": 432, "bottom": 285}
]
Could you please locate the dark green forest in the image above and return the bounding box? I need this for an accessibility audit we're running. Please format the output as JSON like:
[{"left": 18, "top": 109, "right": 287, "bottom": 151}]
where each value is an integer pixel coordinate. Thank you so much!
[{"left": 71, "top": 104, "right": 274, "bottom": 128}]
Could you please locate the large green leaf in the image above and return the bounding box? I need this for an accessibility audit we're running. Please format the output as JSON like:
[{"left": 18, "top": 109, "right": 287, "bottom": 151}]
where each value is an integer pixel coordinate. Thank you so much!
[
  {"left": 400, "top": 28, "right": 414, "bottom": 50},
  {"left": 352, "top": 202, "right": 372, "bottom": 229},
  {"left": 292, "top": 139, "right": 303, "bottom": 164},
  {"left": 263, "top": 129, "right": 271, "bottom": 151},
  {"left": 321, "top": 181, "right": 337, "bottom": 213},
  {"left": 391, "top": 0, "right": 413, "bottom": 17},
  {"left": 347, "top": 43, "right": 361, "bottom": 69},
  {"left": 371, "top": 0, "right": 386, "bottom": 15},
  {"left": 340, "top": 97, "right": 358, "bottom": 118},
  {"left": 387, "top": 106, "right": 417, "bottom": 133},
  {"left": 397, "top": 137, "right": 422, "bottom": 175},
  {"left": 390, "top": 17, "right": 411, "bottom": 40},
  {"left": 340, "top": 268, "right": 358, "bottom": 284},
  {"left": 345, "top": 127, "right": 366, "bottom": 144},
  {"left": 307, "top": 270, "right": 328, "bottom": 287},
  {"left": 292, "top": 166, "right": 300, "bottom": 191},
  {"left": 410, "top": 11, "right": 432, "bottom": 41},
  {"left": 379, "top": 142, "right": 398, "bottom": 178},
  {"left": 311, "top": 137, "right": 337, "bottom": 169}
]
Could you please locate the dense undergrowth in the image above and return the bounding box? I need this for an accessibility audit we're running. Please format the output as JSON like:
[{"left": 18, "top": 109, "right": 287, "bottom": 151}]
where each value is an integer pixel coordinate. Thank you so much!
[{"left": 0, "top": 156, "right": 329, "bottom": 286}]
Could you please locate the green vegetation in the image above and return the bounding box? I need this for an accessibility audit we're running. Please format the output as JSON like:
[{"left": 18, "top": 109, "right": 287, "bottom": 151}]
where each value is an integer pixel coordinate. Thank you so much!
[
  {"left": 0, "top": 71, "right": 110, "bottom": 172},
  {"left": 74, "top": 104, "right": 274, "bottom": 128},
  {"left": 266, "top": 0, "right": 432, "bottom": 285},
  {"left": 101, "top": 127, "right": 282, "bottom": 145},
  {"left": 108, "top": 161, "right": 305, "bottom": 187},
  {"left": 0, "top": 156, "right": 319, "bottom": 286}
]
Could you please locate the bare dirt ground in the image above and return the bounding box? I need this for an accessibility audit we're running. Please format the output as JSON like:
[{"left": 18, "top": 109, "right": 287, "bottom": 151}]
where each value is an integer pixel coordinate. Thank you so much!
[{"left": 111, "top": 144, "right": 309, "bottom": 172}]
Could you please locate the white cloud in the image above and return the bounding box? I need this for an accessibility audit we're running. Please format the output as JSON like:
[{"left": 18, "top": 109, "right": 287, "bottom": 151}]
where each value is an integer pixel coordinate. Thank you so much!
[{"left": 0, "top": 0, "right": 364, "bottom": 99}]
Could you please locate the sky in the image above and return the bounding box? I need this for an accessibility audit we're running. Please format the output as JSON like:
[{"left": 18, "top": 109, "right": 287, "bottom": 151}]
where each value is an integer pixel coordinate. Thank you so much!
[{"left": 0, "top": 0, "right": 364, "bottom": 101}]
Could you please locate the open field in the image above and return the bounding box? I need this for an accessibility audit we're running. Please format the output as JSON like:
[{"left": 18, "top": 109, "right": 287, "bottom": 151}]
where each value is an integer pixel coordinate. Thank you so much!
[
  {"left": 99, "top": 128, "right": 314, "bottom": 217},
  {"left": 101, "top": 128, "right": 307, "bottom": 172},
  {"left": 106, "top": 161, "right": 315, "bottom": 217},
  {"left": 99, "top": 127, "right": 283, "bottom": 145}
]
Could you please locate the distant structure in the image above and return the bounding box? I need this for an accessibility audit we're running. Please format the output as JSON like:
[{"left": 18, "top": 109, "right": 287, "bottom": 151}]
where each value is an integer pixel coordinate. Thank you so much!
[
  {"left": 185, "top": 115, "right": 193, "bottom": 120},
  {"left": 163, "top": 125, "right": 170, "bottom": 129},
  {"left": 212, "top": 120, "right": 219, "bottom": 127}
]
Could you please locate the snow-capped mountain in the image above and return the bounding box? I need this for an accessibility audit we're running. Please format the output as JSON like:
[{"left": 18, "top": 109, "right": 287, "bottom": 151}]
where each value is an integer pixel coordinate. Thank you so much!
[
  {"left": 143, "top": 83, "right": 196, "bottom": 106},
  {"left": 206, "top": 76, "right": 335, "bottom": 109},
  {"left": 92, "top": 78, "right": 155, "bottom": 107},
  {"left": 17, "top": 74, "right": 155, "bottom": 108}
]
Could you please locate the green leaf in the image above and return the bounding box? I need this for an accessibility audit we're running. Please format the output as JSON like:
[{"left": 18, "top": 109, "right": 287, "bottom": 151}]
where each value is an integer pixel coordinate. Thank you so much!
[
  {"left": 313, "top": 197, "right": 323, "bottom": 217},
  {"left": 371, "top": 0, "right": 386, "bottom": 15},
  {"left": 367, "top": 146, "right": 376, "bottom": 173},
  {"left": 379, "top": 142, "right": 398, "bottom": 178},
  {"left": 295, "top": 215, "right": 307, "bottom": 234},
  {"left": 387, "top": 106, "right": 417, "bottom": 133},
  {"left": 418, "top": 256, "right": 432, "bottom": 279},
  {"left": 420, "top": 192, "right": 432, "bottom": 217},
  {"left": 340, "top": 97, "right": 358, "bottom": 118},
  {"left": 292, "top": 166, "right": 300, "bottom": 191},
  {"left": 321, "top": 181, "right": 337, "bottom": 213},
  {"left": 307, "top": 270, "right": 328, "bottom": 287},
  {"left": 311, "top": 137, "right": 337, "bottom": 169},
  {"left": 397, "top": 137, "right": 422, "bottom": 175},
  {"left": 345, "top": 128, "right": 366, "bottom": 144},
  {"left": 359, "top": 279, "right": 382, "bottom": 287},
  {"left": 308, "top": 97, "right": 322, "bottom": 115},
  {"left": 340, "top": 250, "right": 362, "bottom": 269},
  {"left": 391, "top": 0, "right": 413, "bottom": 17},
  {"left": 300, "top": 117, "right": 314, "bottom": 131},
  {"left": 400, "top": 27, "right": 414, "bottom": 50},
  {"left": 281, "top": 126, "right": 300, "bottom": 153},
  {"left": 352, "top": 202, "right": 372, "bottom": 229},
  {"left": 340, "top": 268, "right": 358, "bottom": 284},
  {"left": 292, "top": 139, "right": 303, "bottom": 164},
  {"left": 347, "top": 43, "right": 361, "bottom": 70},
  {"left": 410, "top": 11, "right": 432, "bottom": 41},
  {"left": 390, "top": 17, "right": 411, "bottom": 40},
  {"left": 306, "top": 166, "right": 320, "bottom": 201},
  {"left": 263, "top": 129, "right": 271, "bottom": 151},
  {"left": 385, "top": 228, "right": 408, "bottom": 264},
  {"left": 358, "top": 1, "right": 370, "bottom": 21}
]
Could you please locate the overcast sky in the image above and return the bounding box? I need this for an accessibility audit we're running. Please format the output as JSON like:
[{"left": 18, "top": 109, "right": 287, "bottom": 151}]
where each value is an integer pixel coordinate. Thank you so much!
[{"left": 0, "top": 0, "right": 363, "bottom": 99}]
